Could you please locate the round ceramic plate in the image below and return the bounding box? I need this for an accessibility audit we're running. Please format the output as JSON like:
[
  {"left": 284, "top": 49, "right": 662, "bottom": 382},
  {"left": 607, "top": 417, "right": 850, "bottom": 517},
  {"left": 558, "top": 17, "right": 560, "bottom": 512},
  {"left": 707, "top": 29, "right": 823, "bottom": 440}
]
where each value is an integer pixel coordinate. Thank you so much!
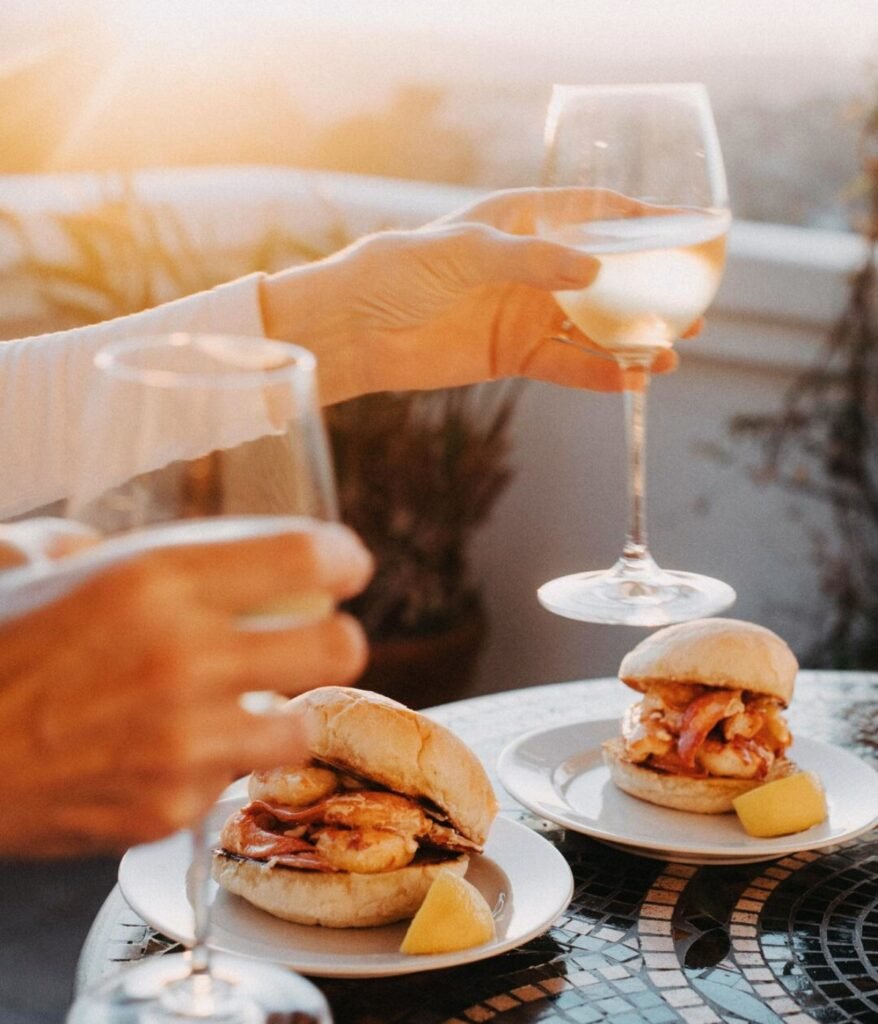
[
  {"left": 497, "top": 718, "right": 878, "bottom": 863},
  {"left": 118, "top": 798, "right": 573, "bottom": 978}
]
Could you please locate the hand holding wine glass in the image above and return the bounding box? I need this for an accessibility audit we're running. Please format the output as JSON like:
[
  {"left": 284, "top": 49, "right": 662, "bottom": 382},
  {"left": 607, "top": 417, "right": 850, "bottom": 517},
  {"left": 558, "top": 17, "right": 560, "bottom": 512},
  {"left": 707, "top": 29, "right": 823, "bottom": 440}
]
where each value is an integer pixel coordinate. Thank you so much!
[
  {"left": 0, "top": 520, "right": 370, "bottom": 860},
  {"left": 536, "top": 83, "right": 736, "bottom": 626}
]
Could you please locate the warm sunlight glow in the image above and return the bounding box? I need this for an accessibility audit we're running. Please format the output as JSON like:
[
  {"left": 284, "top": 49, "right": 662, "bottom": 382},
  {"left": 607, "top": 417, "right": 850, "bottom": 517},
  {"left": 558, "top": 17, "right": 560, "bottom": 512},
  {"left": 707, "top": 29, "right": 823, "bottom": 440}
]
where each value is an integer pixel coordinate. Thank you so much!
[
  {"left": 0, "top": 0, "right": 873, "bottom": 227},
  {"left": 46, "top": 0, "right": 289, "bottom": 170}
]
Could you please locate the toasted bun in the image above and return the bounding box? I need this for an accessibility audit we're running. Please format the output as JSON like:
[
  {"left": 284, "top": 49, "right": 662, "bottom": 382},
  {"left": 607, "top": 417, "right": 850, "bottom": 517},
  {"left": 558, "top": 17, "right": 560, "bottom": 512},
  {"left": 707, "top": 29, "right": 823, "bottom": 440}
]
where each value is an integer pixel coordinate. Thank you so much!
[
  {"left": 283, "top": 687, "right": 498, "bottom": 846},
  {"left": 619, "top": 618, "right": 797, "bottom": 705},
  {"left": 211, "top": 851, "right": 469, "bottom": 928},
  {"left": 602, "top": 738, "right": 796, "bottom": 814}
]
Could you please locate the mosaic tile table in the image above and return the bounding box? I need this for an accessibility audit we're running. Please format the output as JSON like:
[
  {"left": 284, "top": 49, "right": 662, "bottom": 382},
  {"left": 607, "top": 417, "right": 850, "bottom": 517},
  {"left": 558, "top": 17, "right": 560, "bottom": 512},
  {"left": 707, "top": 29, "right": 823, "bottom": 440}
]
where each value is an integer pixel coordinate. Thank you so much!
[{"left": 75, "top": 671, "right": 878, "bottom": 1024}]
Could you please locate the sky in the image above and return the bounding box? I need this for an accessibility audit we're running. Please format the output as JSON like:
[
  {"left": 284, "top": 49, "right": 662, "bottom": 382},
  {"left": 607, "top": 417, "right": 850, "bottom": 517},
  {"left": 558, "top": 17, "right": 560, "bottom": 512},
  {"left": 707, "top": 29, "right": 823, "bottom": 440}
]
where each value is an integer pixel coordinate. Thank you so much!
[
  {"left": 89, "top": 1, "right": 875, "bottom": 117},
  {"left": 4, "top": 1, "right": 874, "bottom": 73},
  {"left": 0, "top": 0, "right": 872, "bottom": 206}
]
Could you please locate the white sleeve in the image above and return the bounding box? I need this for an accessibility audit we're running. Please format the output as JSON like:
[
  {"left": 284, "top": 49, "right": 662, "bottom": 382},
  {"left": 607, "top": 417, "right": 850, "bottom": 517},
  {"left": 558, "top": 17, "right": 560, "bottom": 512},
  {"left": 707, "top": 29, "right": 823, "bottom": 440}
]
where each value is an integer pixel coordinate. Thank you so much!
[{"left": 0, "top": 274, "right": 267, "bottom": 520}]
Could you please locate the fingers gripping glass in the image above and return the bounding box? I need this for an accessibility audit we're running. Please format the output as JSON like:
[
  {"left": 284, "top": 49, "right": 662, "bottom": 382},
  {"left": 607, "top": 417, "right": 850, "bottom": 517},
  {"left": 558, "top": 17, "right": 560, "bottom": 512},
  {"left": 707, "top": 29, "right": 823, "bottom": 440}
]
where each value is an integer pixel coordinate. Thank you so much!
[
  {"left": 65, "top": 334, "right": 334, "bottom": 1023},
  {"left": 537, "top": 83, "right": 736, "bottom": 626}
]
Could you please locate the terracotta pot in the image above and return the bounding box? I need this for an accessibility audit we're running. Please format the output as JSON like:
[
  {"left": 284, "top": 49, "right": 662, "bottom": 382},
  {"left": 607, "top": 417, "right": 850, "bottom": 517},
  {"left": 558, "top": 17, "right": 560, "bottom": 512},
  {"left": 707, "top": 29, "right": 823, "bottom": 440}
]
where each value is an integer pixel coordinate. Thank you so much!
[{"left": 355, "top": 603, "right": 487, "bottom": 710}]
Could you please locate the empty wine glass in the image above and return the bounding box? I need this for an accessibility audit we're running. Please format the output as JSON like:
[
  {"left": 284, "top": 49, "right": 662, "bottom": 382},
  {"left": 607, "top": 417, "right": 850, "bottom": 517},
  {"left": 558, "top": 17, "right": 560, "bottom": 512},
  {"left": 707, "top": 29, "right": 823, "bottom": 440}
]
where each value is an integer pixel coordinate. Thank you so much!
[
  {"left": 64, "top": 333, "right": 334, "bottom": 1023},
  {"left": 536, "top": 83, "right": 736, "bottom": 626}
]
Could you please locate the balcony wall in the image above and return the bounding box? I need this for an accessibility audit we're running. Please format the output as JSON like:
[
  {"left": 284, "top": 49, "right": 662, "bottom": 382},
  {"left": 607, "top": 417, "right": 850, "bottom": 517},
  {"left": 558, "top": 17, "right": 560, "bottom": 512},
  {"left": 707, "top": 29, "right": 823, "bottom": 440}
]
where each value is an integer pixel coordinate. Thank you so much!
[{"left": 0, "top": 167, "right": 863, "bottom": 689}]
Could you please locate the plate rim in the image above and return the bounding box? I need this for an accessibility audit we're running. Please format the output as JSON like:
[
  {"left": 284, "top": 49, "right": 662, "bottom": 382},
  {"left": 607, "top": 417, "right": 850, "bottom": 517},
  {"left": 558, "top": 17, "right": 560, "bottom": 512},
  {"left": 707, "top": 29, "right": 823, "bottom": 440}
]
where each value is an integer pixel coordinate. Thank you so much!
[
  {"left": 497, "top": 717, "right": 878, "bottom": 860},
  {"left": 118, "top": 803, "right": 574, "bottom": 978}
]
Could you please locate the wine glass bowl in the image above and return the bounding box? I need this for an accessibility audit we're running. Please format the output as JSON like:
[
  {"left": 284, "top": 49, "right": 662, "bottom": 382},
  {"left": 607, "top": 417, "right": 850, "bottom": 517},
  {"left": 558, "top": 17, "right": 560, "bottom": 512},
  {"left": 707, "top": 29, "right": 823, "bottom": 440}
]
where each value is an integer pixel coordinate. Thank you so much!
[
  {"left": 536, "top": 83, "right": 736, "bottom": 625},
  {"left": 544, "top": 203, "right": 729, "bottom": 360},
  {"left": 69, "top": 333, "right": 337, "bottom": 530}
]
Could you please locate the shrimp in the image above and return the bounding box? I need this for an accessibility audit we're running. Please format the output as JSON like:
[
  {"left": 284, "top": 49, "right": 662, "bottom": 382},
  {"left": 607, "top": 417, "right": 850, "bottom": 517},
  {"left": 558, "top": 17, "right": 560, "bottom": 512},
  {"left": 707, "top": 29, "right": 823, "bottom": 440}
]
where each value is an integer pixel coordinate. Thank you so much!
[
  {"left": 621, "top": 703, "right": 674, "bottom": 763},
  {"left": 238, "top": 790, "right": 432, "bottom": 836},
  {"left": 749, "top": 698, "right": 792, "bottom": 753},
  {"left": 320, "top": 791, "right": 429, "bottom": 838},
  {"left": 312, "top": 827, "right": 417, "bottom": 873},
  {"left": 248, "top": 764, "right": 339, "bottom": 808},
  {"left": 723, "top": 709, "right": 764, "bottom": 741},
  {"left": 697, "top": 738, "right": 773, "bottom": 779},
  {"left": 641, "top": 684, "right": 699, "bottom": 733},
  {"left": 677, "top": 690, "right": 744, "bottom": 767}
]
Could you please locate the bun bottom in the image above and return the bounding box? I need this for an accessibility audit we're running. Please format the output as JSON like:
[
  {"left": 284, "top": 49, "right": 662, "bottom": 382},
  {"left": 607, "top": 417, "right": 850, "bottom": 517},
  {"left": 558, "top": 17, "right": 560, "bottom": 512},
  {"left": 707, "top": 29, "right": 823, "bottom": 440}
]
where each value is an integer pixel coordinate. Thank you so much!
[
  {"left": 211, "top": 851, "right": 469, "bottom": 928},
  {"left": 602, "top": 738, "right": 796, "bottom": 814}
]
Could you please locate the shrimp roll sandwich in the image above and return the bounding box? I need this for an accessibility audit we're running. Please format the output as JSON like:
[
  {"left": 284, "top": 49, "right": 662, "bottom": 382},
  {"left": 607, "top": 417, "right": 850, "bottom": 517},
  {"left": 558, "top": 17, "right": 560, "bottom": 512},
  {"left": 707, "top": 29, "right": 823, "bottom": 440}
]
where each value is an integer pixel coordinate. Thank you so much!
[
  {"left": 212, "top": 687, "right": 498, "bottom": 927},
  {"left": 603, "top": 619, "right": 798, "bottom": 814}
]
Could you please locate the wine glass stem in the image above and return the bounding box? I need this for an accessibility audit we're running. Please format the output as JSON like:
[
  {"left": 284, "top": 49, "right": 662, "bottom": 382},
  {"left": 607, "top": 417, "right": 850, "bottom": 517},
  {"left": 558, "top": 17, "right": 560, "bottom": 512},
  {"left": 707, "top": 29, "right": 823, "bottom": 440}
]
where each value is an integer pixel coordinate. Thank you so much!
[
  {"left": 620, "top": 362, "right": 655, "bottom": 574},
  {"left": 189, "top": 817, "right": 213, "bottom": 978}
]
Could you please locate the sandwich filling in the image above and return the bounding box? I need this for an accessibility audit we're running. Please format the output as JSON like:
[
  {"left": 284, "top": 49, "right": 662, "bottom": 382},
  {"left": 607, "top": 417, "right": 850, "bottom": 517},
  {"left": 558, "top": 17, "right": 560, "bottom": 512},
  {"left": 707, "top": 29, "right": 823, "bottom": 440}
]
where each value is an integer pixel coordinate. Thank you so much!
[
  {"left": 218, "top": 764, "right": 479, "bottom": 875},
  {"left": 621, "top": 682, "right": 791, "bottom": 779}
]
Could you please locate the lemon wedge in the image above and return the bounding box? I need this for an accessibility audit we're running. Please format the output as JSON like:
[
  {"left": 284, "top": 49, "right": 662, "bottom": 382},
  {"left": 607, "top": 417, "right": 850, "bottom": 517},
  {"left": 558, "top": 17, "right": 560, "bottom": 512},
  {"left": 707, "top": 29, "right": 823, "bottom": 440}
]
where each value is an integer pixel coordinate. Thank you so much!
[
  {"left": 400, "top": 869, "right": 496, "bottom": 955},
  {"left": 732, "top": 771, "right": 827, "bottom": 838}
]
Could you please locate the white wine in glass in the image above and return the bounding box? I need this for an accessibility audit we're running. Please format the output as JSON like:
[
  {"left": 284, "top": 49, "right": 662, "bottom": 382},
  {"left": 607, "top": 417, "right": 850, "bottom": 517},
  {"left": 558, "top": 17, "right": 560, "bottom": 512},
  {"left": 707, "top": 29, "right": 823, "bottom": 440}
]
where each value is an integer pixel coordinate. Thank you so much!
[
  {"left": 64, "top": 333, "right": 334, "bottom": 1023},
  {"left": 537, "top": 83, "right": 736, "bottom": 626}
]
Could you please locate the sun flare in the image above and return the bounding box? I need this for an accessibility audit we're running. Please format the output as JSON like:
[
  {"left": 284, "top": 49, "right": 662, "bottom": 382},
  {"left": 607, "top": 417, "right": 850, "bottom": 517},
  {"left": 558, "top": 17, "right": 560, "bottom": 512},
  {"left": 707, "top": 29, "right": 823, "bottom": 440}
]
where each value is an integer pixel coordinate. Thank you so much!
[{"left": 7, "top": 0, "right": 294, "bottom": 171}]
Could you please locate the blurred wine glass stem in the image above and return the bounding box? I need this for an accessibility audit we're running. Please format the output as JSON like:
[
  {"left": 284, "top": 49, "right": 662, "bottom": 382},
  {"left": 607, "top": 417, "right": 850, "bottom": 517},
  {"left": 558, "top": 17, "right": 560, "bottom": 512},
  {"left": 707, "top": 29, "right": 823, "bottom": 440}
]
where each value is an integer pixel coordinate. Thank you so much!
[
  {"left": 189, "top": 820, "right": 212, "bottom": 978},
  {"left": 150, "top": 823, "right": 234, "bottom": 1020}
]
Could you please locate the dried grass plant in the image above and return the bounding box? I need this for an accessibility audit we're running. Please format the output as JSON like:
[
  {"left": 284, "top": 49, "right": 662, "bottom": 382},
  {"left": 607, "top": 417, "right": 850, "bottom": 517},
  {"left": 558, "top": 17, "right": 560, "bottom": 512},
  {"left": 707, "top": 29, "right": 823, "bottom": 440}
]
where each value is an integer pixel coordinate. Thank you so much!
[{"left": 731, "top": 86, "right": 878, "bottom": 667}]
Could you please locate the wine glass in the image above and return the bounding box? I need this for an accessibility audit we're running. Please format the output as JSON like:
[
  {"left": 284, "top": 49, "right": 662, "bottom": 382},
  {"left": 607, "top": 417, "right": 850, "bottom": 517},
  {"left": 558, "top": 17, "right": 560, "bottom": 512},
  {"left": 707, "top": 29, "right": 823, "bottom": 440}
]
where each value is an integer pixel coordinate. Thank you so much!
[
  {"left": 64, "top": 333, "right": 334, "bottom": 1023},
  {"left": 536, "top": 83, "right": 736, "bottom": 626}
]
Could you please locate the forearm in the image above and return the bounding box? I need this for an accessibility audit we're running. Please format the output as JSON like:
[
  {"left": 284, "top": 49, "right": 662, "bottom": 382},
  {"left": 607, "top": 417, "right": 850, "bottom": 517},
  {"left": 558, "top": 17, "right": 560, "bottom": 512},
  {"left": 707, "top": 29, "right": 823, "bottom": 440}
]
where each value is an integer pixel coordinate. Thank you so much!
[{"left": 0, "top": 276, "right": 266, "bottom": 519}]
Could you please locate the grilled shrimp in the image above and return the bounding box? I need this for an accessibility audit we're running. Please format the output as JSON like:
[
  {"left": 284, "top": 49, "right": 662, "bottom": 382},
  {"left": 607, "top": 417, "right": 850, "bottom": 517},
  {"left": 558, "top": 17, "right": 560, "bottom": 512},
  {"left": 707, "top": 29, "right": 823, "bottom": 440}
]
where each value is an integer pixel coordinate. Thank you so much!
[
  {"left": 248, "top": 765, "right": 339, "bottom": 808},
  {"left": 320, "top": 791, "right": 429, "bottom": 837},
  {"left": 722, "top": 709, "right": 764, "bottom": 741},
  {"left": 750, "top": 699, "right": 792, "bottom": 752},
  {"left": 697, "top": 738, "right": 773, "bottom": 779},
  {"left": 640, "top": 684, "right": 698, "bottom": 733},
  {"left": 677, "top": 690, "right": 744, "bottom": 767},
  {"left": 312, "top": 827, "right": 418, "bottom": 873},
  {"left": 621, "top": 703, "right": 674, "bottom": 762}
]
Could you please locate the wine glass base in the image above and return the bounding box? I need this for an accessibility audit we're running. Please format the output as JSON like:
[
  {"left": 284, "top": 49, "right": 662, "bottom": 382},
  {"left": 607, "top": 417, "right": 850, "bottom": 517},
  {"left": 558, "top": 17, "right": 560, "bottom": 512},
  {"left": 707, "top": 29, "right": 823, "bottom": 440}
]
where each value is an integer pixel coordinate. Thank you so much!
[
  {"left": 66, "top": 952, "right": 330, "bottom": 1024},
  {"left": 537, "top": 568, "right": 736, "bottom": 626}
]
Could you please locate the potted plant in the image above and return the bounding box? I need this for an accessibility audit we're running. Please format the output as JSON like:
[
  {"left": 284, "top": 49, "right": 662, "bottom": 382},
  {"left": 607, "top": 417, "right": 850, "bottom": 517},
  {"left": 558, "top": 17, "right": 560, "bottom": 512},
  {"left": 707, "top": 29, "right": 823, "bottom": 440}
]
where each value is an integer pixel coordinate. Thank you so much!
[
  {"left": 0, "top": 180, "right": 521, "bottom": 705},
  {"left": 327, "top": 382, "right": 520, "bottom": 706}
]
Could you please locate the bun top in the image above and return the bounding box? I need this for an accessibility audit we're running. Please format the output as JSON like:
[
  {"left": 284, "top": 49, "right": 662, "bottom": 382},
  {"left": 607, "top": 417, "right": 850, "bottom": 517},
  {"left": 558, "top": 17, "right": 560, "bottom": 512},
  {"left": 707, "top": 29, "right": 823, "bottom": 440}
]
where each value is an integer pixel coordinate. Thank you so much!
[
  {"left": 281, "top": 687, "right": 498, "bottom": 846},
  {"left": 618, "top": 618, "right": 798, "bottom": 705}
]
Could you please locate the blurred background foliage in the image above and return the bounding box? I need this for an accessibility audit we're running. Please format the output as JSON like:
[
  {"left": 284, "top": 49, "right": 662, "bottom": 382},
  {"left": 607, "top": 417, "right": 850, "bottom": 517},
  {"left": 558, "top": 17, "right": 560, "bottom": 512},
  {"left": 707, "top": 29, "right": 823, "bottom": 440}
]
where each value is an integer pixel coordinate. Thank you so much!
[{"left": 731, "top": 82, "right": 878, "bottom": 667}]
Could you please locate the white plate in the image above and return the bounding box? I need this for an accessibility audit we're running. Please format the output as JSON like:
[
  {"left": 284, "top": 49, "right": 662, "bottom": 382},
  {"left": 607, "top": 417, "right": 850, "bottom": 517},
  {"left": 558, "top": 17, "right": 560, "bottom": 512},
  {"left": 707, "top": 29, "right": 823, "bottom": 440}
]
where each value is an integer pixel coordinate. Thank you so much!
[
  {"left": 118, "top": 798, "right": 573, "bottom": 978},
  {"left": 595, "top": 838, "right": 795, "bottom": 867},
  {"left": 497, "top": 719, "right": 878, "bottom": 862}
]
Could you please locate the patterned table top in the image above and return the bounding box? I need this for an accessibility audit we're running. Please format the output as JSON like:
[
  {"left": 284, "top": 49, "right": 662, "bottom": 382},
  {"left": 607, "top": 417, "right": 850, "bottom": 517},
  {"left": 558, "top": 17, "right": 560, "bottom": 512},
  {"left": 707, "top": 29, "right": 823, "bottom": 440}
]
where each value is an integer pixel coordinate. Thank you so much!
[{"left": 75, "top": 672, "right": 878, "bottom": 1024}]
